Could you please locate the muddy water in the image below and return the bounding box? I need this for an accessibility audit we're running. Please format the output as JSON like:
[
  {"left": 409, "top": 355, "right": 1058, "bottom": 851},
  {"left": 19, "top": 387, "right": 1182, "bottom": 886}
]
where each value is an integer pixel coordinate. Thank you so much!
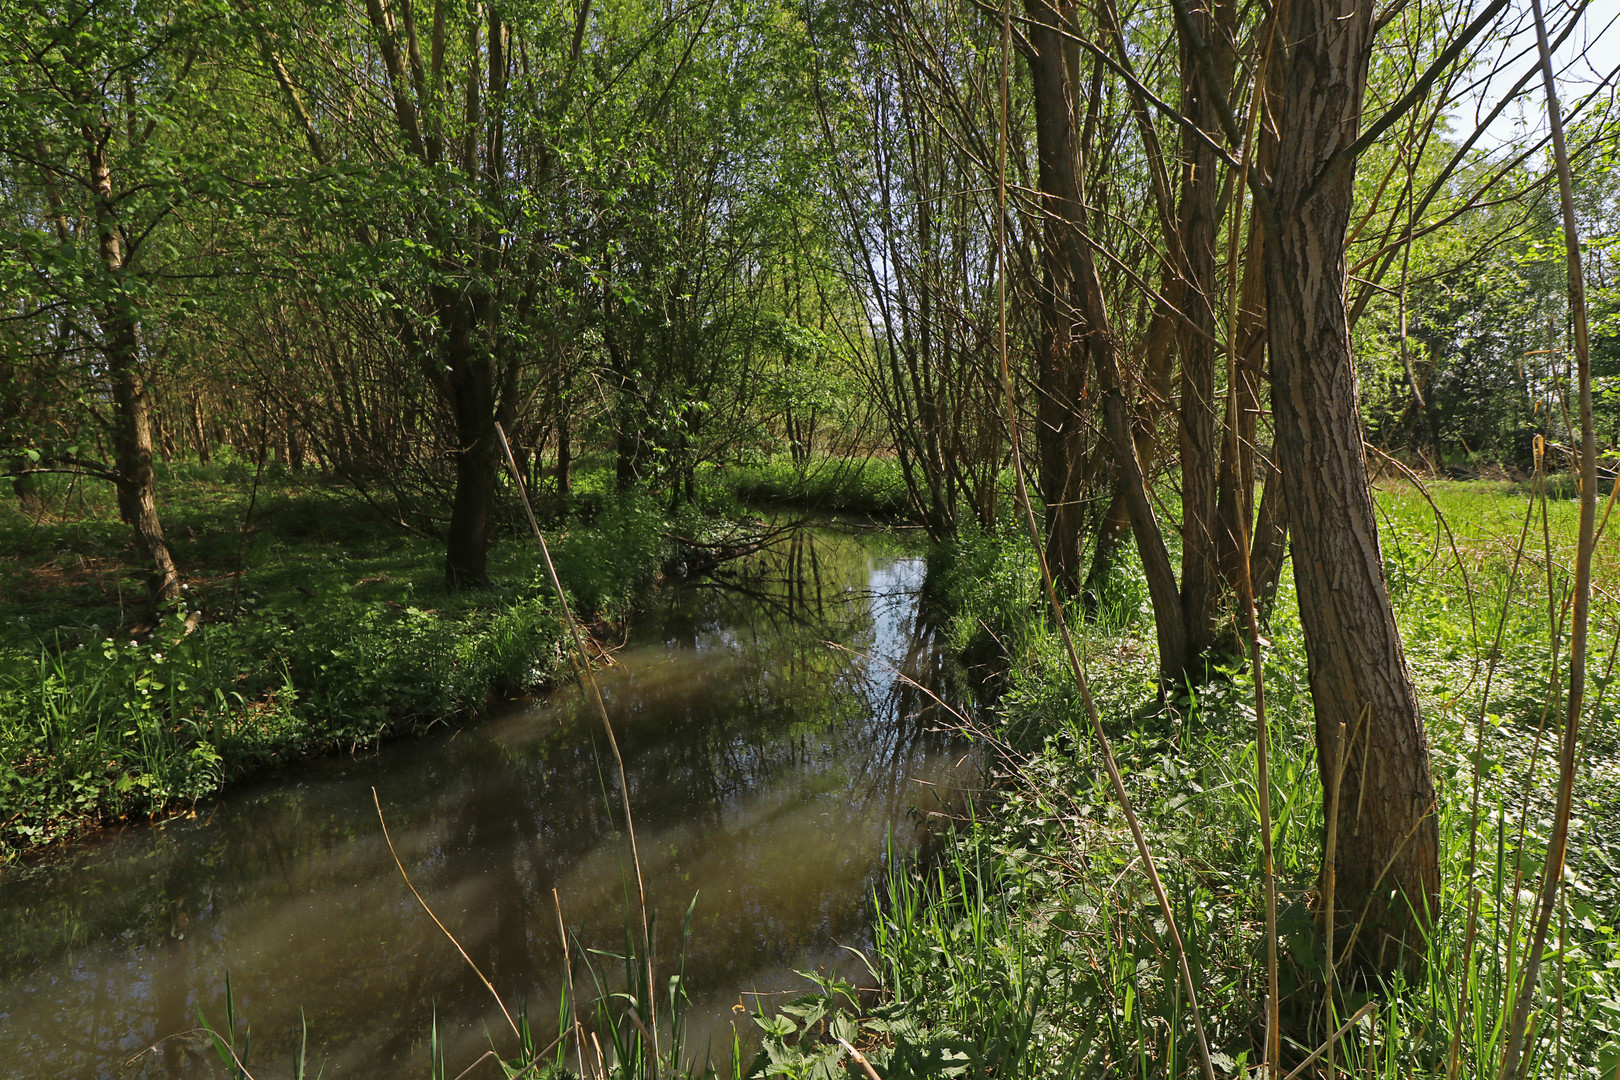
[{"left": 0, "top": 525, "right": 976, "bottom": 1078}]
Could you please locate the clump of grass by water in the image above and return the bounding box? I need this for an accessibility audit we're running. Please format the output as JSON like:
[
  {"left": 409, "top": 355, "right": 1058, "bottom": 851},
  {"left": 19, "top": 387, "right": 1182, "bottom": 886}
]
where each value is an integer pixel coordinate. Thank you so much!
[{"left": 711, "top": 452, "right": 912, "bottom": 518}]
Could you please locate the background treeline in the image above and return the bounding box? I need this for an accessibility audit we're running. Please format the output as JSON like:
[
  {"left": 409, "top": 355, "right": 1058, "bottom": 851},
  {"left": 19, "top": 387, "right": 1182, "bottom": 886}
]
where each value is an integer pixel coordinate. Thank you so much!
[{"left": 5, "top": 0, "right": 1614, "bottom": 611}]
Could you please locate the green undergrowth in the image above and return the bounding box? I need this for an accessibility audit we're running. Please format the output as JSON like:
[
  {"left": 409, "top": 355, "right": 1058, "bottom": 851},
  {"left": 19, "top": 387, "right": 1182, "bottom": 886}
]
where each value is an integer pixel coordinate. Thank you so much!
[
  {"left": 708, "top": 451, "right": 913, "bottom": 518},
  {"left": 0, "top": 464, "right": 692, "bottom": 860},
  {"left": 798, "top": 480, "right": 1620, "bottom": 1078}
]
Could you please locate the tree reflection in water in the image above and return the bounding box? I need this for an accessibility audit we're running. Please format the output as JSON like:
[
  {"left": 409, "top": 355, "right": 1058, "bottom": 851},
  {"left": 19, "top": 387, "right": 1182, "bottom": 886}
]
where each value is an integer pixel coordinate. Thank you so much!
[{"left": 0, "top": 524, "right": 978, "bottom": 1079}]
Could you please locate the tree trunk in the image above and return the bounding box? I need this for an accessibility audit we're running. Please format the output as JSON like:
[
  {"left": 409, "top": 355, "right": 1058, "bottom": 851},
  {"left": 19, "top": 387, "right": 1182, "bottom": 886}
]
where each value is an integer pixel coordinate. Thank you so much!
[
  {"left": 89, "top": 130, "right": 178, "bottom": 612},
  {"left": 1173, "top": 0, "right": 1234, "bottom": 665},
  {"left": 1248, "top": 454, "right": 1288, "bottom": 620},
  {"left": 556, "top": 410, "right": 572, "bottom": 500},
  {"left": 1024, "top": 0, "right": 1090, "bottom": 597},
  {"left": 439, "top": 289, "right": 498, "bottom": 590},
  {"left": 1264, "top": 0, "right": 1438, "bottom": 977},
  {"left": 1082, "top": 484, "right": 1132, "bottom": 614},
  {"left": 190, "top": 395, "right": 211, "bottom": 465},
  {"left": 1216, "top": 185, "right": 1271, "bottom": 611},
  {"left": 1025, "top": 0, "right": 1189, "bottom": 685}
]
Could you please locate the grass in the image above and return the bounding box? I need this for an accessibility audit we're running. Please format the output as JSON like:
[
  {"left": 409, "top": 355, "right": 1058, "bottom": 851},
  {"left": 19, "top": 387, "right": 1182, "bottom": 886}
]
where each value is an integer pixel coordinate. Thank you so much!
[
  {"left": 808, "top": 478, "right": 1620, "bottom": 1078},
  {"left": 706, "top": 451, "right": 914, "bottom": 519},
  {"left": 0, "top": 462, "right": 683, "bottom": 860}
]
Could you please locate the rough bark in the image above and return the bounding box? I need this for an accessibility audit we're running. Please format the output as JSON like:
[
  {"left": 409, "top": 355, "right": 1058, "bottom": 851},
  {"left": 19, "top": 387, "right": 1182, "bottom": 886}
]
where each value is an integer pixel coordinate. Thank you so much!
[
  {"left": 1263, "top": 0, "right": 1438, "bottom": 976},
  {"left": 1173, "top": 0, "right": 1234, "bottom": 663},
  {"left": 438, "top": 285, "right": 500, "bottom": 590},
  {"left": 1024, "top": 0, "right": 1090, "bottom": 596},
  {"left": 555, "top": 410, "right": 572, "bottom": 500}
]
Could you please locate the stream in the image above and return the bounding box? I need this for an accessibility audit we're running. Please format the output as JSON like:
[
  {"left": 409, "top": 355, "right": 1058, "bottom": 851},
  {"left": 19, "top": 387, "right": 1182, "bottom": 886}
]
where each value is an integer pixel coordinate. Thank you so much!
[{"left": 0, "top": 523, "right": 976, "bottom": 1078}]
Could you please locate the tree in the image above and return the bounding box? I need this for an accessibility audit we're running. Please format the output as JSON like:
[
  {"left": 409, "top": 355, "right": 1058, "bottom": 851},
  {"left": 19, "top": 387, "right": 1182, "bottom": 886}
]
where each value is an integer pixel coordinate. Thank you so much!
[
  {"left": 1261, "top": 0, "right": 1439, "bottom": 975},
  {"left": 0, "top": 0, "right": 241, "bottom": 610},
  {"left": 256, "top": 0, "right": 596, "bottom": 588}
]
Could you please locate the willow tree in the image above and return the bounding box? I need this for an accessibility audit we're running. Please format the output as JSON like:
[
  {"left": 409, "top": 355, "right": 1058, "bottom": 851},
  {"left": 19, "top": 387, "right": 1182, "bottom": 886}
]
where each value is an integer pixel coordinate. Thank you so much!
[
  {"left": 252, "top": 0, "right": 597, "bottom": 588},
  {"left": 1261, "top": 0, "right": 1440, "bottom": 974}
]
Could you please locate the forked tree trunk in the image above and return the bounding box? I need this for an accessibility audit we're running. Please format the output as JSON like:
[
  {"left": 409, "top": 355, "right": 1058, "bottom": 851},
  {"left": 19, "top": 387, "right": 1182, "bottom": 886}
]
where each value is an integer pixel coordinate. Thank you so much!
[
  {"left": 1024, "top": 0, "right": 1189, "bottom": 685},
  {"left": 89, "top": 132, "right": 179, "bottom": 613},
  {"left": 1263, "top": 0, "right": 1438, "bottom": 976}
]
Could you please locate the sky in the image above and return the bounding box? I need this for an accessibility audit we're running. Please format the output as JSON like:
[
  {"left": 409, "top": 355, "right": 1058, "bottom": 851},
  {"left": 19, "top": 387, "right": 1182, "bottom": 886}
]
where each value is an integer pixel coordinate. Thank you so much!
[{"left": 1449, "top": 0, "right": 1620, "bottom": 150}]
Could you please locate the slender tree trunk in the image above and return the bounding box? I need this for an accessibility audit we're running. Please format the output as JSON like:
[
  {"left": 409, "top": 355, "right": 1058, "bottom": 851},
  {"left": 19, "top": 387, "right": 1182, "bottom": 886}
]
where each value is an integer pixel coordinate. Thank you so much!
[
  {"left": 1173, "top": 0, "right": 1234, "bottom": 664},
  {"left": 88, "top": 130, "right": 178, "bottom": 612},
  {"left": 1248, "top": 454, "right": 1288, "bottom": 619},
  {"left": 106, "top": 315, "right": 179, "bottom": 610},
  {"left": 1082, "top": 483, "right": 1132, "bottom": 612},
  {"left": 1025, "top": 0, "right": 1089, "bottom": 596},
  {"left": 1217, "top": 197, "right": 1271, "bottom": 607},
  {"left": 556, "top": 409, "right": 572, "bottom": 500},
  {"left": 1264, "top": 0, "right": 1438, "bottom": 976},
  {"left": 1026, "top": 0, "right": 1189, "bottom": 684},
  {"left": 190, "top": 395, "right": 211, "bottom": 465},
  {"left": 1084, "top": 308, "right": 1177, "bottom": 615}
]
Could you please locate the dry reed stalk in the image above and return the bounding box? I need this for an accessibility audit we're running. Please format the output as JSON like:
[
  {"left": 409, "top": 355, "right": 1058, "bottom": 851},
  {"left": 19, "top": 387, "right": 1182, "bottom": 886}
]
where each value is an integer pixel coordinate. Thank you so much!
[
  {"left": 496, "top": 422, "right": 659, "bottom": 1061},
  {"left": 1323, "top": 715, "right": 1351, "bottom": 1079},
  {"left": 836, "top": 1036, "right": 884, "bottom": 1080},
  {"left": 1499, "top": 0, "right": 1597, "bottom": 1073},
  {"left": 450, "top": 1050, "right": 500, "bottom": 1080},
  {"left": 1221, "top": 16, "right": 1281, "bottom": 1070},
  {"left": 372, "top": 787, "right": 521, "bottom": 1040},
  {"left": 993, "top": 5, "right": 1216, "bottom": 1079},
  {"left": 1364, "top": 1004, "right": 1377, "bottom": 1080},
  {"left": 555, "top": 887, "right": 586, "bottom": 1075},
  {"left": 1280, "top": 1002, "right": 1376, "bottom": 1080},
  {"left": 1453, "top": 467, "right": 1539, "bottom": 1080}
]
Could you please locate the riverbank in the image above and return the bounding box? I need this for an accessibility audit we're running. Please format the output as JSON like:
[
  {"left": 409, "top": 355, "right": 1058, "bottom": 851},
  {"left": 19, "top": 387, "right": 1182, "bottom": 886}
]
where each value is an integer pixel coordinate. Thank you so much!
[
  {"left": 0, "top": 462, "right": 729, "bottom": 862},
  {"left": 311, "top": 475, "right": 1616, "bottom": 1079},
  {"left": 799, "top": 479, "right": 1620, "bottom": 1078},
  {"left": 0, "top": 511, "right": 968, "bottom": 1080}
]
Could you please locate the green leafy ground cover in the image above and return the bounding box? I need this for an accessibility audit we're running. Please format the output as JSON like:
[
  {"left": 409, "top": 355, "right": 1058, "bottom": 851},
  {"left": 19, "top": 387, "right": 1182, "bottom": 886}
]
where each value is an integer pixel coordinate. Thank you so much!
[
  {"left": 12, "top": 471, "right": 1619, "bottom": 1078},
  {"left": 708, "top": 452, "right": 914, "bottom": 519},
  {"left": 0, "top": 463, "right": 687, "bottom": 860}
]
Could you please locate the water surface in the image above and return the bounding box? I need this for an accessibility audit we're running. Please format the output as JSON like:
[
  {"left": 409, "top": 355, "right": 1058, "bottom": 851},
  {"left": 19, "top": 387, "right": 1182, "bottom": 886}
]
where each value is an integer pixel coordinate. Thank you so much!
[{"left": 0, "top": 524, "right": 973, "bottom": 1078}]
